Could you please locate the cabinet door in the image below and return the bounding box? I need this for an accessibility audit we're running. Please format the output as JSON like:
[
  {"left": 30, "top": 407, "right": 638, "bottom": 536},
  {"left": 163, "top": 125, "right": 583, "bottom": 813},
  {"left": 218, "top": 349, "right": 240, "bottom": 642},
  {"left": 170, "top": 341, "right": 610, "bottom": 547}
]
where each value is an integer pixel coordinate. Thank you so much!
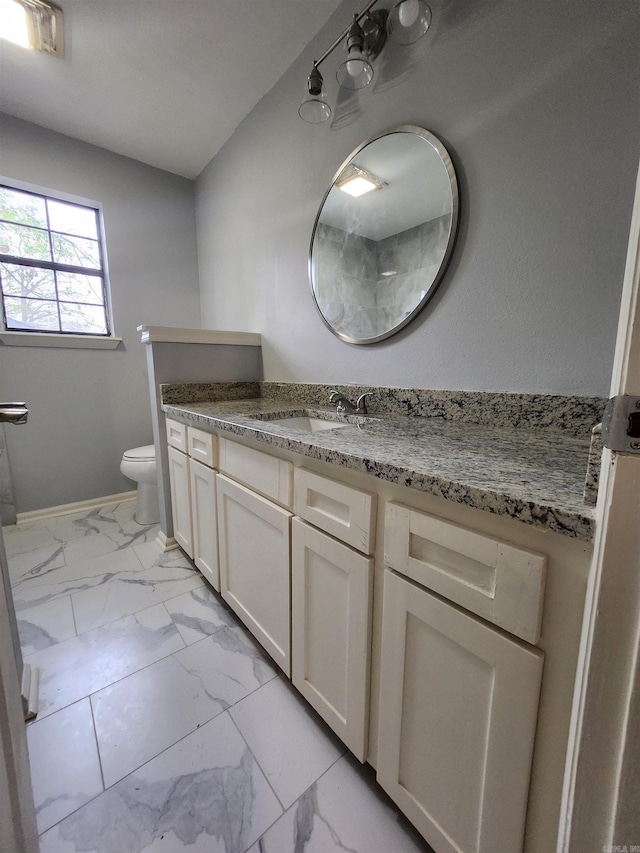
[
  {"left": 377, "top": 571, "right": 543, "bottom": 853},
  {"left": 291, "top": 518, "right": 373, "bottom": 761},
  {"left": 217, "top": 474, "right": 291, "bottom": 675},
  {"left": 189, "top": 457, "right": 219, "bottom": 591},
  {"left": 167, "top": 445, "right": 192, "bottom": 557}
]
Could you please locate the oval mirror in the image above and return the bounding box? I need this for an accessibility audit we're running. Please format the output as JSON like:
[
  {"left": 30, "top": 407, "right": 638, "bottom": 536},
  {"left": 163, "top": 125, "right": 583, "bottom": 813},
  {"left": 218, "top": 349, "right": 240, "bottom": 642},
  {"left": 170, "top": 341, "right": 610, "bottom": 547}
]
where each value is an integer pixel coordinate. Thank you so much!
[{"left": 309, "top": 125, "right": 459, "bottom": 344}]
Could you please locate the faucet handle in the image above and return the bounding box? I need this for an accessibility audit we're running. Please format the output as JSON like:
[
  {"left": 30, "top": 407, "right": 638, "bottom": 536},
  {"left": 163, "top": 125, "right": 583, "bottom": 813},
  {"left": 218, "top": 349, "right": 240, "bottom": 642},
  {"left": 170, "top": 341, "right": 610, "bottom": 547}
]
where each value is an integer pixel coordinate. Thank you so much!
[{"left": 356, "top": 393, "right": 371, "bottom": 414}]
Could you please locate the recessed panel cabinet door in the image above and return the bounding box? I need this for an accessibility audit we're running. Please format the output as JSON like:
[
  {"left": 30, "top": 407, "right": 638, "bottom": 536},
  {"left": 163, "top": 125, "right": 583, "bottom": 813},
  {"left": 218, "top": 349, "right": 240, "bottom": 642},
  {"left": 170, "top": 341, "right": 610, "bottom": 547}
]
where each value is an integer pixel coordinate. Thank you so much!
[
  {"left": 189, "top": 457, "right": 219, "bottom": 591},
  {"left": 217, "top": 474, "right": 292, "bottom": 675},
  {"left": 291, "top": 518, "right": 373, "bottom": 761},
  {"left": 167, "top": 445, "right": 192, "bottom": 557},
  {"left": 377, "top": 571, "right": 543, "bottom": 853}
]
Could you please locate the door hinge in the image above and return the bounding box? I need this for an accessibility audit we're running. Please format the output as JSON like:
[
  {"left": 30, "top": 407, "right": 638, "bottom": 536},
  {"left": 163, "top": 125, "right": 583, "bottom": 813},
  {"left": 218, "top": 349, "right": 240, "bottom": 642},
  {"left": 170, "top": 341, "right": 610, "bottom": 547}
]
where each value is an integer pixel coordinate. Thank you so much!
[{"left": 601, "top": 395, "right": 640, "bottom": 453}]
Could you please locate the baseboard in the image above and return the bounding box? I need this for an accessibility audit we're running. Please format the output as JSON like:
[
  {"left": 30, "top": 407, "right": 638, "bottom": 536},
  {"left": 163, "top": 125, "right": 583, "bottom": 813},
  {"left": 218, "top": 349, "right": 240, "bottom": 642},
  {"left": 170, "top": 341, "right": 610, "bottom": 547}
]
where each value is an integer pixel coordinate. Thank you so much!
[
  {"left": 16, "top": 491, "right": 137, "bottom": 524},
  {"left": 156, "top": 530, "right": 180, "bottom": 552}
]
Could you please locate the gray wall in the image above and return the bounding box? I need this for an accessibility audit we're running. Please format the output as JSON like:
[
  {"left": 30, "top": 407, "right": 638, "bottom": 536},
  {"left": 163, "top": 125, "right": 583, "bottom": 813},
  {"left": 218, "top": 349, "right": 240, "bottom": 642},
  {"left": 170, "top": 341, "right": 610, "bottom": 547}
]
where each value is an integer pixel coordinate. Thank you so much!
[
  {"left": 0, "top": 114, "right": 201, "bottom": 514},
  {"left": 195, "top": 0, "right": 640, "bottom": 397}
]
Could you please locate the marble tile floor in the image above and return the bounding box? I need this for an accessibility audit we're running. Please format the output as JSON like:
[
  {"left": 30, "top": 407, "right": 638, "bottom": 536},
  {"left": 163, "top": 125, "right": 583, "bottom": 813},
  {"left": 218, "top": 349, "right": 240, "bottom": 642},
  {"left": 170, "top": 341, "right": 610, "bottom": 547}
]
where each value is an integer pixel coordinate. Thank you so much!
[{"left": 5, "top": 500, "right": 432, "bottom": 853}]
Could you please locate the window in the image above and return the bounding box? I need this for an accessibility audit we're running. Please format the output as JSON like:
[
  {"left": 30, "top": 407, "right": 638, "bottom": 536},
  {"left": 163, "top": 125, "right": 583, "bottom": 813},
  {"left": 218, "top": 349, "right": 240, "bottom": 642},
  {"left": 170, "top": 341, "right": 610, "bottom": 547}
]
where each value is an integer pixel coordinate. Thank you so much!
[{"left": 0, "top": 183, "right": 111, "bottom": 336}]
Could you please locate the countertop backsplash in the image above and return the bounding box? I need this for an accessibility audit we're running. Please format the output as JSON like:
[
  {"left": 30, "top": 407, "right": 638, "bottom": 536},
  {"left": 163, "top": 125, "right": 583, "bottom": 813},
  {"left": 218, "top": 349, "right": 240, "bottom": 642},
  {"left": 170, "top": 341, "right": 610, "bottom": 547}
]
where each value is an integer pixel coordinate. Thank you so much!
[{"left": 161, "top": 381, "right": 606, "bottom": 437}]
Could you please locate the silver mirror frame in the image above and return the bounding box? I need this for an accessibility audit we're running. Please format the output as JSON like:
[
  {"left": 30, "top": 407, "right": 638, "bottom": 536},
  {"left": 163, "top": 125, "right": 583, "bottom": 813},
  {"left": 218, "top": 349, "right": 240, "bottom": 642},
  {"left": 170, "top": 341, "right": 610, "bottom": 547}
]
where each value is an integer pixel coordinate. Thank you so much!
[{"left": 308, "top": 125, "right": 459, "bottom": 344}]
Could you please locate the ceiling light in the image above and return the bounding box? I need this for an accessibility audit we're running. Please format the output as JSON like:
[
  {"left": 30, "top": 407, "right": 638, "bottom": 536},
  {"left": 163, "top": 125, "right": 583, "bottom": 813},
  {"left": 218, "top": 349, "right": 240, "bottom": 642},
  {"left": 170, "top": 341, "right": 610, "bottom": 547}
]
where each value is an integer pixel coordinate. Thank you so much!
[
  {"left": 0, "top": 0, "right": 63, "bottom": 56},
  {"left": 298, "top": 0, "right": 431, "bottom": 124},
  {"left": 0, "top": 0, "right": 29, "bottom": 47},
  {"left": 336, "top": 165, "right": 387, "bottom": 197}
]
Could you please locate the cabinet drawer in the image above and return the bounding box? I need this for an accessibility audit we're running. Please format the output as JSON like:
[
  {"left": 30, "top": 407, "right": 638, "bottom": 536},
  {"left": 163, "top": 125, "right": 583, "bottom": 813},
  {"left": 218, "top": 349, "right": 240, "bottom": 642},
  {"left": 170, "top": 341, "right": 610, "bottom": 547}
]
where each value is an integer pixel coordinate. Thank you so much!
[
  {"left": 166, "top": 418, "right": 187, "bottom": 452},
  {"left": 294, "top": 468, "right": 376, "bottom": 554},
  {"left": 384, "top": 502, "right": 546, "bottom": 644},
  {"left": 188, "top": 426, "right": 217, "bottom": 468},
  {"left": 218, "top": 437, "right": 292, "bottom": 508}
]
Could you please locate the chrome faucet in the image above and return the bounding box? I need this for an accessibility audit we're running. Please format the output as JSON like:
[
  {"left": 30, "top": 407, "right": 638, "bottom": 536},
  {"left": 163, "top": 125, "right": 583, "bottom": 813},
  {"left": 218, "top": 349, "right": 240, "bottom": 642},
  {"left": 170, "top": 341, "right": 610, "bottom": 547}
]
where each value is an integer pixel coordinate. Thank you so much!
[{"left": 329, "top": 390, "right": 371, "bottom": 415}]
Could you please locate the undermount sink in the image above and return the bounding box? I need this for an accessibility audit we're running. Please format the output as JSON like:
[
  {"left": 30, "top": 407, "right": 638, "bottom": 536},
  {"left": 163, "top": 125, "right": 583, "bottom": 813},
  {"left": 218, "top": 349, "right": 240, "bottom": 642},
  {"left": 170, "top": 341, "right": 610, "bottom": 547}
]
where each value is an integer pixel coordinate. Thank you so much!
[{"left": 266, "top": 415, "right": 349, "bottom": 433}]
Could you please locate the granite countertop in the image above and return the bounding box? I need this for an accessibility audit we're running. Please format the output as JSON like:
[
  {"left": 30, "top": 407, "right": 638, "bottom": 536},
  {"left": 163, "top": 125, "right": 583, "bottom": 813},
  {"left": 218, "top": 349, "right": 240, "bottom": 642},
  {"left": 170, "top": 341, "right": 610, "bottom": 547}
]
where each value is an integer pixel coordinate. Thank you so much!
[{"left": 162, "top": 395, "right": 597, "bottom": 542}]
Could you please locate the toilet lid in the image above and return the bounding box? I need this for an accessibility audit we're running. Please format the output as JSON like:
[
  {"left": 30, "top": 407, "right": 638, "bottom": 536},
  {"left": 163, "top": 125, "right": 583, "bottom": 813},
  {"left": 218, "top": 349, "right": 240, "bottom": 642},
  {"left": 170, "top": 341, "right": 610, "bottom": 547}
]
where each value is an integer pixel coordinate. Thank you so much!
[{"left": 123, "top": 445, "right": 155, "bottom": 461}]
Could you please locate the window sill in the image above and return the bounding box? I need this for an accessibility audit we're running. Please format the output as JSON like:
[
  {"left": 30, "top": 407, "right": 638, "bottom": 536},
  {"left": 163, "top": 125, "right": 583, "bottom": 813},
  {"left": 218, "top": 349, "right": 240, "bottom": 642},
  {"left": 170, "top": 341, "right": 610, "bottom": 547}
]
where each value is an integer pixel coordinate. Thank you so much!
[{"left": 0, "top": 332, "right": 122, "bottom": 350}]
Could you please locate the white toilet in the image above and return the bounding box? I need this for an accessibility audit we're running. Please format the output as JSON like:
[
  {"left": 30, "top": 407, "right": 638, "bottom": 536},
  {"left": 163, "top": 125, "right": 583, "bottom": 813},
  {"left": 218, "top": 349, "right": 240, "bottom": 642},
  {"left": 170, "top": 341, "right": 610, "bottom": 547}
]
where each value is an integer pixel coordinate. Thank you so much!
[{"left": 120, "top": 445, "right": 159, "bottom": 525}]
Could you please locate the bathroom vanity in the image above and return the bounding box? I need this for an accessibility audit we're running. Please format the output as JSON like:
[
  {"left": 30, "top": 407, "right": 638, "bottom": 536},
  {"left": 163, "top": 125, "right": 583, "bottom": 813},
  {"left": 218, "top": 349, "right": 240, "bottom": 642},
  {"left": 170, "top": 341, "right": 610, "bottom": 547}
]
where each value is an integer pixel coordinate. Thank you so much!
[{"left": 162, "top": 382, "right": 602, "bottom": 853}]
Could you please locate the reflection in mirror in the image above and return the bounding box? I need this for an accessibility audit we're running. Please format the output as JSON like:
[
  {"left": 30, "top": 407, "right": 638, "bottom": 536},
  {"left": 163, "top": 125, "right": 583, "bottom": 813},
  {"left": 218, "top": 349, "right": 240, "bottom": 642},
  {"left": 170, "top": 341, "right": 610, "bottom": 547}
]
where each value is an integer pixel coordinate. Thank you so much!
[{"left": 309, "top": 126, "right": 458, "bottom": 344}]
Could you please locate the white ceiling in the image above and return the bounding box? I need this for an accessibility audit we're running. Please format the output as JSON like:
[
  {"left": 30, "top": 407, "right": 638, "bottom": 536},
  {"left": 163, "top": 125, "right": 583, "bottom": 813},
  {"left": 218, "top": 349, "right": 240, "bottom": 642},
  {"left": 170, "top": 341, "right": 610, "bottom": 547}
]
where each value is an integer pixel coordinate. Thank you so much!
[{"left": 0, "top": 0, "right": 343, "bottom": 179}]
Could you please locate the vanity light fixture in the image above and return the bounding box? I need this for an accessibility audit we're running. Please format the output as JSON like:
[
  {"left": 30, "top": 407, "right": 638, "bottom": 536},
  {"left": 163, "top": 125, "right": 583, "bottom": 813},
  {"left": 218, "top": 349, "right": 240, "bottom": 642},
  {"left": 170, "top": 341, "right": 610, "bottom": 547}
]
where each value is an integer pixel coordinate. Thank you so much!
[
  {"left": 0, "top": 0, "right": 63, "bottom": 56},
  {"left": 387, "top": 0, "right": 431, "bottom": 45},
  {"left": 335, "top": 164, "right": 387, "bottom": 197},
  {"left": 335, "top": 14, "right": 375, "bottom": 90},
  {"left": 298, "top": 0, "right": 431, "bottom": 124},
  {"left": 298, "top": 63, "right": 333, "bottom": 123}
]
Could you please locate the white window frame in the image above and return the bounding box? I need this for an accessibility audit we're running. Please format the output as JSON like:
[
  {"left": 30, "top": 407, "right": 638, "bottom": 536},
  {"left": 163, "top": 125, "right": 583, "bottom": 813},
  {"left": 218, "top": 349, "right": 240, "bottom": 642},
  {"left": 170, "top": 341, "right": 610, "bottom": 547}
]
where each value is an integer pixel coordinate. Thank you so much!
[{"left": 0, "top": 176, "right": 120, "bottom": 349}]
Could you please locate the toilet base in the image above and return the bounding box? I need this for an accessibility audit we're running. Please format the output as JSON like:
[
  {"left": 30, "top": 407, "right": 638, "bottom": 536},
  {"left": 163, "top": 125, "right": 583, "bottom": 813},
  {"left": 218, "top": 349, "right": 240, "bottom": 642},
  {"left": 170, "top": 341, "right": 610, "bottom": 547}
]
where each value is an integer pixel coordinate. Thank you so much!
[{"left": 135, "top": 482, "right": 160, "bottom": 525}]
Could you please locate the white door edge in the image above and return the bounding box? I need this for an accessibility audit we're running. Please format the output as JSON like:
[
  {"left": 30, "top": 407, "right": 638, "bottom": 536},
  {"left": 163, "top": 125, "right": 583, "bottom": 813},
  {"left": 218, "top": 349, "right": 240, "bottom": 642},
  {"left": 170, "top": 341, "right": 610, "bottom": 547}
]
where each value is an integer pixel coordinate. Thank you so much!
[{"left": 559, "top": 159, "right": 640, "bottom": 850}]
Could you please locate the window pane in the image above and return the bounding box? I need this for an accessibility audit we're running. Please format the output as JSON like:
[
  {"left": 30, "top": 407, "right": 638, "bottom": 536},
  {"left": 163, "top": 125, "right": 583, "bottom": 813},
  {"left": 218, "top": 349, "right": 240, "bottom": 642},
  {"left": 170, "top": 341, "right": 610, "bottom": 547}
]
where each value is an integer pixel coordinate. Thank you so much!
[
  {"left": 4, "top": 297, "right": 60, "bottom": 331},
  {"left": 0, "top": 187, "right": 47, "bottom": 229},
  {"left": 59, "top": 302, "right": 108, "bottom": 334},
  {"left": 0, "top": 221, "right": 51, "bottom": 261},
  {"left": 0, "top": 184, "right": 112, "bottom": 338},
  {"left": 56, "top": 271, "right": 104, "bottom": 305},
  {"left": 0, "top": 263, "right": 56, "bottom": 299},
  {"left": 51, "top": 233, "right": 100, "bottom": 269},
  {"left": 47, "top": 200, "right": 98, "bottom": 240}
]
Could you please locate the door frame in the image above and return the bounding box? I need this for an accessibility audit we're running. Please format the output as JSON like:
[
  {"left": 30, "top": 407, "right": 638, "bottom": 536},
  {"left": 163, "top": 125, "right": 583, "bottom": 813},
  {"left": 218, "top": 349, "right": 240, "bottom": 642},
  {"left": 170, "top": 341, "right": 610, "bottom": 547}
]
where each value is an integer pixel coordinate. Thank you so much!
[
  {"left": 559, "top": 160, "right": 640, "bottom": 849},
  {"left": 0, "top": 526, "right": 38, "bottom": 853}
]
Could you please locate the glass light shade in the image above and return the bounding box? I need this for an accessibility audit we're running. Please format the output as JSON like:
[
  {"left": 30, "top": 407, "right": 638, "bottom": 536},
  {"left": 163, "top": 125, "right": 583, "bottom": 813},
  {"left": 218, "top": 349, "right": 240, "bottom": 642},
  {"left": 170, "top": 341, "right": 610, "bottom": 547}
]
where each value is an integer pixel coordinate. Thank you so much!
[
  {"left": 298, "top": 93, "right": 332, "bottom": 123},
  {"left": 336, "top": 50, "right": 374, "bottom": 90},
  {"left": 387, "top": 0, "right": 431, "bottom": 44}
]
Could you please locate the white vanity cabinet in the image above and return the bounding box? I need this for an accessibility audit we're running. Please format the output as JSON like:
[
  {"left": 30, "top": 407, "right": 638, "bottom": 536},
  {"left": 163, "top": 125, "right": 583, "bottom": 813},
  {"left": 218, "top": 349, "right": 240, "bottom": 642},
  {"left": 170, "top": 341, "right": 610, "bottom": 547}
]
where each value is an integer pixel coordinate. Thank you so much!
[
  {"left": 216, "top": 439, "right": 293, "bottom": 675},
  {"left": 166, "top": 420, "right": 219, "bottom": 590},
  {"left": 291, "top": 468, "right": 376, "bottom": 761},
  {"left": 377, "top": 502, "right": 546, "bottom": 853},
  {"left": 161, "top": 421, "right": 589, "bottom": 853}
]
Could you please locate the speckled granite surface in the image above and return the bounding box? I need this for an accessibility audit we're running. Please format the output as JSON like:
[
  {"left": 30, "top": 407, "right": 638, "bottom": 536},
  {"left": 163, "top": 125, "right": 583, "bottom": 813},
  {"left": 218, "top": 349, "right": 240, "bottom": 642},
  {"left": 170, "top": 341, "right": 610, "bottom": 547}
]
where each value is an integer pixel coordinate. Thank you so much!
[
  {"left": 261, "top": 383, "right": 606, "bottom": 437},
  {"left": 161, "top": 391, "right": 599, "bottom": 541},
  {"left": 160, "top": 381, "right": 605, "bottom": 437},
  {"left": 161, "top": 381, "right": 261, "bottom": 406}
]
